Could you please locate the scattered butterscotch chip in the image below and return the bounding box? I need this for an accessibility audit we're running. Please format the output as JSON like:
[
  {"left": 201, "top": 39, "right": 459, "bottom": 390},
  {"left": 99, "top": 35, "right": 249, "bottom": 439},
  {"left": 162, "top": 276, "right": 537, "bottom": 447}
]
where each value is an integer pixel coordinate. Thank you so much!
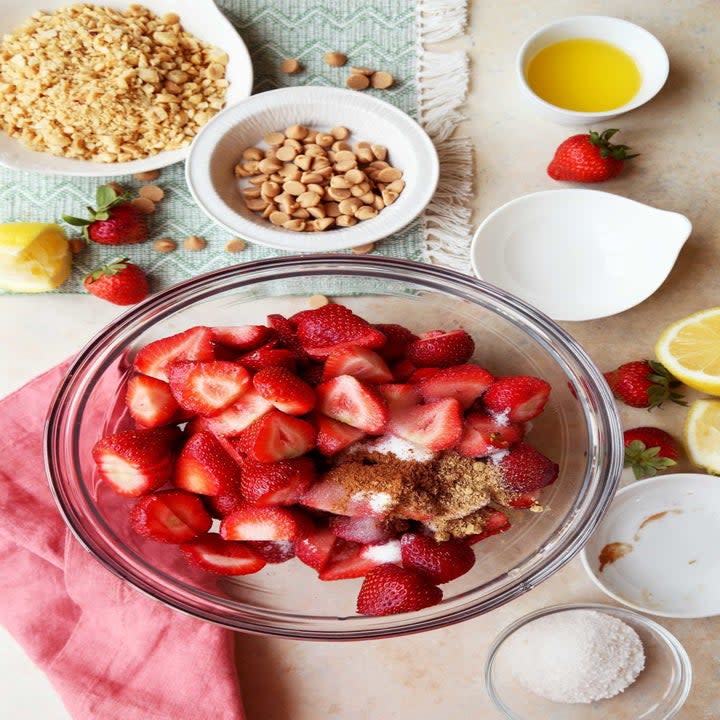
[
  {"left": 68, "top": 237, "right": 86, "bottom": 254},
  {"left": 139, "top": 185, "right": 165, "bottom": 202},
  {"left": 346, "top": 73, "right": 370, "bottom": 91},
  {"left": 134, "top": 170, "right": 161, "bottom": 182},
  {"left": 350, "top": 66, "right": 374, "bottom": 76},
  {"left": 351, "top": 242, "right": 375, "bottom": 254},
  {"left": 130, "top": 197, "right": 156, "bottom": 214},
  {"left": 153, "top": 237, "right": 177, "bottom": 253},
  {"left": 308, "top": 294, "right": 329, "bottom": 309},
  {"left": 225, "top": 238, "right": 247, "bottom": 253},
  {"left": 184, "top": 235, "right": 207, "bottom": 251},
  {"left": 280, "top": 58, "right": 302, "bottom": 74},
  {"left": 104, "top": 182, "right": 126, "bottom": 196},
  {"left": 323, "top": 51, "right": 347, "bottom": 67},
  {"left": 371, "top": 71, "right": 395, "bottom": 89}
]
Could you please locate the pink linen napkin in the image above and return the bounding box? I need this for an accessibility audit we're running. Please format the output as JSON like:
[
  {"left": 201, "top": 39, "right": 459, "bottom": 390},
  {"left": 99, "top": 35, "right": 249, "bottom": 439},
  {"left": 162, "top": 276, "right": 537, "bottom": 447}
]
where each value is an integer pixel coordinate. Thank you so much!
[{"left": 0, "top": 361, "right": 246, "bottom": 720}]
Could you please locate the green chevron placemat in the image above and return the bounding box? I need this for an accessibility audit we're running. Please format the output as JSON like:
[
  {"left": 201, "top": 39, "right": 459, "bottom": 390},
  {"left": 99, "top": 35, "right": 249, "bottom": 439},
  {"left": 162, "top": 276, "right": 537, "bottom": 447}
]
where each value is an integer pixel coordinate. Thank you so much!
[{"left": 0, "top": 0, "right": 471, "bottom": 294}]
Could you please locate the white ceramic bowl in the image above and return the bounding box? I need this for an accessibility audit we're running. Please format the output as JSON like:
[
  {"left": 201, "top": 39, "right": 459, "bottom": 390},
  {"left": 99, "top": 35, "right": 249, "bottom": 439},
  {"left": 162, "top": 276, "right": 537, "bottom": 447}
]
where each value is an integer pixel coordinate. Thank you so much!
[
  {"left": 517, "top": 15, "right": 669, "bottom": 125},
  {"left": 581, "top": 473, "right": 720, "bottom": 618},
  {"left": 470, "top": 189, "right": 692, "bottom": 322},
  {"left": 0, "top": 0, "right": 253, "bottom": 176},
  {"left": 185, "top": 86, "right": 439, "bottom": 252}
]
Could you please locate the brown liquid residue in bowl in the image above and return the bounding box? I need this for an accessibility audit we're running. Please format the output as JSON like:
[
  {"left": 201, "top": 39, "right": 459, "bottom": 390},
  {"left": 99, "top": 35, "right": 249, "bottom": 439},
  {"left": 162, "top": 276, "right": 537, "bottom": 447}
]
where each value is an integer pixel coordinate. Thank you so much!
[{"left": 598, "top": 541, "right": 633, "bottom": 572}]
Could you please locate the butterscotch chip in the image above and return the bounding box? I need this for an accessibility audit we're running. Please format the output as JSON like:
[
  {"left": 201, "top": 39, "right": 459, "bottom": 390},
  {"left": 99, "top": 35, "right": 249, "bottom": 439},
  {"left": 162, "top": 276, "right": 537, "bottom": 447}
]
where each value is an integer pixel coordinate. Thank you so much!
[
  {"left": 163, "top": 13, "right": 180, "bottom": 24},
  {"left": 139, "top": 185, "right": 165, "bottom": 202},
  {"left": 371, "top": 145, "right": 388, "bottom": 161},
  {"left": 283, "top": 180, "right": 306, "bottom": 196},
  {"left": 331, "top": 126, "right": 350, "bottom": 140},
  {"left": 269, "top": 211, "right": 291, "bottom": 226},
  {"left": 308, "top": 293, "right": 329, "bottom": 308},
  {"left": 336, "top": 214, "right": 357, "bottom": 227},
  {"left": 350, "top": 66, "right": 374, "bottom": 76},
  {"left": 280, "top": 58, "right": 302, "bottom": 74},
  {"left": 283, "top": 218, "right": 305, "bottom": 231},
  {"left": 184, "top": 235, "right": 207, "bottom": 251},
  {"left": 371, "top": 71, "right": 394, "bottom": 89},
  {"left": 286, "top": 124, "right": 309, "bottom": 140},
  {"left": 292, "top": 208, "right": 311, "bottom": 219},
  {"left": 153, "top": 237, "right": 177, "bottom": 253},
  {"left": 311, "top": 217, "right": 335, "bottom": 231},
  {"left": 263, "top": 132, "right": 286, "bottom": 146},
  {"left": 338, "top": 197, "right": 363, "bottom": 215},
  {"left": 245, "top": 197, "right": 269, "bottom": 211},
  {"left": 261, "top": 181, "right": 282, "bottom": 198},
  {"left": 323, "top": 51, "right": 347, "bottom": 67},
  {"left": 131, "top": 197, "right": 156, "bottom": 214},
  {"left": 354, "top": 205, "right": 378, "bottom": 220},
  {"left": 134, "top": 170, "right": 161, "bottom": 182},
  {"left": 242, "top": 147, "right": 264, "bottom": 161},
  {"left": 344, "top": 168, "right": 366, "bottom": 185},
  {"left": 351, "top": 242, "right": 375, "bottom": 254},
  {"left": 68, "top": 237, "right": 86, "bottom": 254},
  {"left": 275, "top": 145, "right": 297, "bottom": 162},
  {"left": 225, "top": 238, "right": 247, "bottom": 253},
  {"left": 376, "top": 166, "right": 403, "bottom": 182},
  {"left": 346, "top": 73, "right": 370, "bottom": 90},
  {"left": 297, "top": 191, "right": 321, "bottom": 208}
]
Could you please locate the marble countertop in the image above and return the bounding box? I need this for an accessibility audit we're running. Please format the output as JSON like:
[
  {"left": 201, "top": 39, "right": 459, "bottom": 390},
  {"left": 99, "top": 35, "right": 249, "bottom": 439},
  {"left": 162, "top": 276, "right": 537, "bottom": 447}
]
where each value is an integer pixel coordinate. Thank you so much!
[{"left": 2, "top": 1, "right": 719, "bottom": 718}]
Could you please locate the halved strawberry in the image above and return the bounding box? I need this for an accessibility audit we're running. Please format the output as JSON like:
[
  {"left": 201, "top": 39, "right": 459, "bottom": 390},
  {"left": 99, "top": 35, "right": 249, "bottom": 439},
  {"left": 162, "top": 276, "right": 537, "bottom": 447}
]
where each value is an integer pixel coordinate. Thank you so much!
[
  {"left": 238, "top": 344, "right": 296, "bottom": 372},
  {"left": 418, "top": 363, "right": 494, "bottom": 409},
  {"left": 388, "top": 397, "right": 463, "bottom": 451},
  {"left": 457, "top": 409, "right": 525, "bottom": 458},
  {"left": 406, "top": 368, "right": 441, "bottom": 384},
  {"left": 245, "top": 540, "right": 296, "bottom": 564},
  {"left": 168, "top": 360, "right": 250, "bottom": 416},
  {"left": 235, "top": 410, "right": 316, "bottom": 463},
  {"left": 376, "top": 383, "right": 421, "bottom": 413},
  {"left": 399, "top": 532, "right": 475, "bottom": 584},
  {"left": 220, "top": 505, "right": 311, "bottom": 541},
  {"left": 266, "top": 313, "right": 308, "bottom": 361},
  {"left": 125, "top": 374, "right": 180, "bottom": 428},
  {"left": 329, "top": 515, "right": 394, "bottom": 545},
  {"left": 204, "top": 482, "right": 246, "bottom": 517},
  {"left": 373, "top": 323, "right": 419, "bottom": 363},
  {"left": 299, "top": 476, "right": 391, "bottom": 517},
  {"left": 294, "top": 524, "right": 337, "bottom": 570},
  {"left": 252, "top": 366, "right": 316, "bottom": 415},
  {"left": 312, "top": 413, "right": 366, "bottom": 456},
  {"left": 315, "top": 375, "right": 389, "bottom": 434},
  {"left": 463, "top": 508, "right": 512, "bottom": 544},
  {"left": 180, "top": 533, "right": 266, "bottom": 575},
  {"left": 186, "top": 388, "right": 273, "bottom": 437},
  {"left": 482, "top": 375, "right": 551, "bottom": 422},
  {"left": 318, "top": 539, "right": 401, "bottom": 581},
  {"left": 211, "top": 325, "right": 272, "bottom": 352},
  {"left": 173, "top": 431, "right": 243, "bottom": 495},
  {"left": 406, "top": 329, "right": 475, "bottom": 368},
  {"left": 240, "top": 456, "right": 317, "bottom": 506},
  {"left": 130, "top": 489, "right": 212, "bottom": 543},
  {"left": 356, "top": 564, "right": 443, "bottom": 616},
  {"left": 391, "top": 358, "right": 417, "bottom": 382},
  {"left": 92, "top": 426, "right": 182, "bottom": 497},
  {"left": 322, "top": 346, "right": 393, "bottom": 384},
  {"left": 133, "top": 326, "right": 215, "bottom": 381},
  {"left": 494, "top": 442, "right": 559, "bottom": 493},
  {"left": 503, "top": 491, "right": 540, "bottom": 509}
]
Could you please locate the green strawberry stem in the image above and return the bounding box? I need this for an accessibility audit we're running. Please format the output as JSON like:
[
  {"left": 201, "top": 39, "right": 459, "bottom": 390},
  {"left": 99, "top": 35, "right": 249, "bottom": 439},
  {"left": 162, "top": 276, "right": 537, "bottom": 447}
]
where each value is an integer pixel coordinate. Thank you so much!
[
  {"left": 646, "top": 360, "right": 687, "bottom": 408},
  {"left": 588, "top": 129, "right": 639, "bottom": 161},
  {"left": 61, "top": 186, "right": 131, "bottom": 239},
  {"left": 84, "top": 257, "right": 130, "bottom": 283},
  {"left": 624, "top": 439, "right": 677, "bottom": 480}
]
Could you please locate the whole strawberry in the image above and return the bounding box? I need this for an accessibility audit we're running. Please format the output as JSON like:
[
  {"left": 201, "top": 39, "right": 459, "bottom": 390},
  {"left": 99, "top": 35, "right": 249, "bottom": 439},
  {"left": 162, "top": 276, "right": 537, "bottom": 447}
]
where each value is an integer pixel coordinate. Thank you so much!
[
  {"left": 83, "top": 257, "right": 149, "bottom": 305},
  {"left": 604, "top": 360, "right": 685, "bottom": 409},
  {"left": 547, "top": 128, "right": 637, "bottom": 183},
  {"left": 624, "top": 427, "right": 679, "bottom": 479},
  {"left": 63, "top": 185, "right": 149, "bottom": 245}
]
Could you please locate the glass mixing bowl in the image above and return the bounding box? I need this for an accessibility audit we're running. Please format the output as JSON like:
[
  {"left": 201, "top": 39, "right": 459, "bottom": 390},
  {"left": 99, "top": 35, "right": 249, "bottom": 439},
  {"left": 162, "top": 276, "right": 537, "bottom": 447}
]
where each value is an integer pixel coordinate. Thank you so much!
[{"left": 45, "top": 255, "right": 622, "bottom": 640}]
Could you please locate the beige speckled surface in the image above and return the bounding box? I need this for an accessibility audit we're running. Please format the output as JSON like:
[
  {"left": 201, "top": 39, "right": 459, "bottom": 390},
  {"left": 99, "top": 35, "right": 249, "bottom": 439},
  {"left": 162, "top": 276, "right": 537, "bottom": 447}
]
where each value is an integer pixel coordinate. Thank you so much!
[{"left": 233, "top": 2, "right": 720, "bottom": 718}]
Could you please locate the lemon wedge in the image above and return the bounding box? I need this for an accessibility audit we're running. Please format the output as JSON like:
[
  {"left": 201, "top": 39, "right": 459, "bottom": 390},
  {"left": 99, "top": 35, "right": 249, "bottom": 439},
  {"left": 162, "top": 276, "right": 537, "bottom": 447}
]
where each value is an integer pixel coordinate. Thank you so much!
[
  {"left": 0, "top": 222, "right": 71, "bottom": 292},
  {"left": 683, "top": 398, "right": 720, "bottom": 474},
  {"left": 655, "top": 307, "right": 720, "bottom": 395}
]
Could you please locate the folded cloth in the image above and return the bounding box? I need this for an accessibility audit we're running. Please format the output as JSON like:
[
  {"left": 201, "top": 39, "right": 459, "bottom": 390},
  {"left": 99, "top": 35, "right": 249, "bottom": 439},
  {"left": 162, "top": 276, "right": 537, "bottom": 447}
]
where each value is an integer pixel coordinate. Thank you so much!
[{"left": 0, "top": 361, "right": 246, "bottom": 720}]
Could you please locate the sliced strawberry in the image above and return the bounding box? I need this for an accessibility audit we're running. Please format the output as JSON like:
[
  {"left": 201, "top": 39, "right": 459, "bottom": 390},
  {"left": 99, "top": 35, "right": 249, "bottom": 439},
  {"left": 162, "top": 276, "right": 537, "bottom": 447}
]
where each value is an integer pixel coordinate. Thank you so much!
[
  {"left": 238, "top": 344, "right": 296, "bottom": 372},
  {"left": 294, "top": 524, "right": 337, "bottom": 570},
  {"left": 204, "top": 482, "right": 246, "bottom": 517},
  {"left": 418, "top": 363, "right": 494, "bottom": 409},
  {"left": 388, "top": 397, "right": 463, "bottom": 451},
  {"left": 329, "top": 515, "right": 394, "bottom": 545},
  {"left": 322, "top": 346, "right": 393, "bottom": 384},
  {"left": 503, "top": 491, "right": 540, "bottom": 509},
  {"left": 406, "top": 367, "right": 441, "bottom": 384},
  {"left": 315, "top": 375, "right": 389, "bottom": 434},
  {"left": 291, "top": 304, "right": 386, "bottom": 359},
  {"left": 173, "top": 431, "right": 243, "bottom": 496},
  {"left": 482, "top": 375, "right": 552, "bottom": 422},
  {"left": 133, "top": 326, "right": 215, "bottom": 381},
  {"left": 130, "top": 489, "right": 212, "bottom": 543},
  {"left": 266, "top": 313, "right": 308, "bottom": 361},
  {"left": 180, "top": 533, "right": 266, "bottom": 575},
  {"left": 92, "top": 426, "right": 182, "bottom": 497},
  {"left": 376, "top": 383, "right": 421, "bottom": 413},
  {"left": 406, "top": 329, "right": 475, "bottom": 368},
  {"left": 494, "top": 442, "right": 559, "bottom": 493},
  {"left": 298, "top": 362, "right": 325, "bottom": 387},
  {"left": 168, "top": 360, "right": 250, "bottom": 416},
  {"left": 234, "top": 410, "right": 316, "bottom": 463},
  {"left": 125, "top": 374, "right": 180, "bottom": 428},
  {"left": 186, "top": 388, "right": 273, "bottom": 437},
  {"left": 391, "top": 358, "right": 417, "bottom": 382},
  {"left": 252, "top": 366, "right": 316, "bottom": 415},
  {"left": 463, "top": 509, "right": 512, "bottom": 544},
  {"left": 299, "top": 476, "right": 391, "bottom": 517},
  {"left": 457, "top": 409, "right": 525, "bottom": 458},
  {"left": 211, "top": 325, "right": 272, "bottom": 352},
  {"left": 373, "top": 323, "right": 419, "bottom": 363},
  {"left": 240, "top": 456, "right": 317, "bottom": 505},
  {"left": 245, "top": 540, "right": 296, "bottom": 564},
  {"left": 319, "top": 539, "right": 401, "bottom": 581},
  {"left": 313, "top": 413, "right": 366, "bottom": 456},
  {"left": 356, "top": 564, "right": 443, "bottom": 616},
  {"left": 399, "top": 532, "right": 475, "bottom": 584},
  {"left": 221, "top": 505, "right": 311, "bottom": 541}
]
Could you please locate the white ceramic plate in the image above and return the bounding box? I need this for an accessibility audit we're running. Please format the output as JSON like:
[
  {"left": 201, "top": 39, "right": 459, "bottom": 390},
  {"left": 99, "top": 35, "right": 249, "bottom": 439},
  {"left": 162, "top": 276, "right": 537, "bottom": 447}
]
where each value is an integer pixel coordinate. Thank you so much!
[
  {"left": 0, "top": 0, "right": 253, "bottom": 176},
  {"left": 580, "top": 473, "right": 720, "bottom": 618},
  {"left": 470, "top": 189, "right": 692, "bottom": 322},
  {"left": 185, "top": 86, "right": 439, "bottom": 252}
]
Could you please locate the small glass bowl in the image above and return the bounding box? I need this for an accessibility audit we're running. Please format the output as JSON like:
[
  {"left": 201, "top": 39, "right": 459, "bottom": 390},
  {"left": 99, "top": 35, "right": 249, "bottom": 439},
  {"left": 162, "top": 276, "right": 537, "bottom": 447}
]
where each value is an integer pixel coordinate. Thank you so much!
[{"left": 485, "top": 603, "right": 692, "bottom": 719}]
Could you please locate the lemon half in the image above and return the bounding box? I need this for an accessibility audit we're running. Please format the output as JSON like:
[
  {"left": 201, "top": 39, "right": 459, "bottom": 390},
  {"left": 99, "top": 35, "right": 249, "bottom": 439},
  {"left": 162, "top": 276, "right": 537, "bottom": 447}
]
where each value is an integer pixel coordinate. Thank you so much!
[
  {"left": 683, "top": 398, "right": 720, "bottom": 474},
  {"left": 655, "top": 307, "right": 720, "bottom": 395},
  {"left": 0, "top": 222, "right": 71, "bottom": 292}
]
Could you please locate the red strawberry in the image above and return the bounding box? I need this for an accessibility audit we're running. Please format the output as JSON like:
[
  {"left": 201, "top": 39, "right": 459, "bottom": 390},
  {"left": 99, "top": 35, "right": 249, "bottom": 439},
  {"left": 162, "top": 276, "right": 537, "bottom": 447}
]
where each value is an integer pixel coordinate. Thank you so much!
[
  {"left": 168, "top": 360, "right": 250, "bottom": 416},
  {"left": 503, "top": 490, "right": 541, "bottom": 509},
  {"left": 252, "top": 366, "right": 316, "bottom": 415},
  {"left": 388, "top": 397, "right": 463, "bottom": 451},
  {"left": 623, "top": 427, "right": 679, "bottom": 479},
  {"left": 457, "top": 409, "right": 525, "bottom": 458},
  {"left": 406, "top": 367, "right": 440, "bottom": 384},
  {"left": 315, "top": 375, "right": 389, "bottom": 434},
  {"left": 134, "top": 326, "right": 215, "bottom": 382},
  {"left": 319, "top": 539, "right": 401, "bottom": 581},
  {"left": 391, "top": 358, "right": 418, "bottom": 382},
  {"left": 329, "top": 515, "right": 394, "bottom": 545},
  {"left": 173, "top": 431, "right": 243, "bottom": 496},
  {"left": 406, "top": 329, "right": 475, "bottom": 368},
  {"left": 299, "top": 476, "right": 388, "bottom": 517},
  {"left": 376, "top": 383, "right": 421, "bottom": 412},
  {"left": 129, "top": 489, "right": 212, "bottom": 543},
  {"left": 83, "top": 257, "right": 149, "bottom": 305},
  {"left": 294, "top": 524, "right": 337, "bottom": 570},
  {"left": 204, "top": 482, "right": 246, "bottom": 518},
  {"left": 220, "top": 505, "right": 311, "bottom": 542},
  {"left": 399, "top": 532, "right": 476, "bottom": 584},
  {"left": 356, "top": 564, "right": 443, "bottom": 616},
  {"left": 418, "top": 363, "right": 495, "bottom": 409},
  {"left": 235, "top": 409, "right": 316, "bottom": 463},
  {"left": 291, "top": 304, "right": 386, "bottom": 359},
  {"left": 312, "top": 413, "right": 366, "bottom": 456},
  {"left": 547, "top": 128, "right": 637, "bottom": 183},
  {"left": 180, "top": 533, "right": 266, "bottom": 575},
  {"left": 92, "top": 426, "right": 182, "bottom": 497},
  {"left": 373, "top": 323, "right": 419, "bottom": 363},
  {"left": 244, "top": 540, "right": 296, "bottom": 564},
  {"left": 240, "top": 456, "right": 317, "bottom": 505},
  {"left": 125, "top": 374, "right": 179, "bottom": 428},
  {"left": 604, "top": 360, "right": 685, "bottom": 409},
  {"left": 482, "top": 375, "right": 551, "bottom": 422},
  {"left": 238, "top": 344, "right": 296, "bottom": 372},
  {"left": 495, "top": 442, "right": 559, "bottom": 494},
  {"left": 463, "top": 508, "right": 511, "bottom": 544},
  {"left": 322, "top": 346, "right": 393, "bottom": 384},
  {"left": 63, "top": 186, "right": 149, "bottom": 244},
  {"left": 186, "top": 388, "right": 273, "bottom": 437},
  {"left": 211, "top": 325, "right": 273, "bottom": 353},
  {"left": 266, "top": 313, "right": 308, "bottom": 361}
]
